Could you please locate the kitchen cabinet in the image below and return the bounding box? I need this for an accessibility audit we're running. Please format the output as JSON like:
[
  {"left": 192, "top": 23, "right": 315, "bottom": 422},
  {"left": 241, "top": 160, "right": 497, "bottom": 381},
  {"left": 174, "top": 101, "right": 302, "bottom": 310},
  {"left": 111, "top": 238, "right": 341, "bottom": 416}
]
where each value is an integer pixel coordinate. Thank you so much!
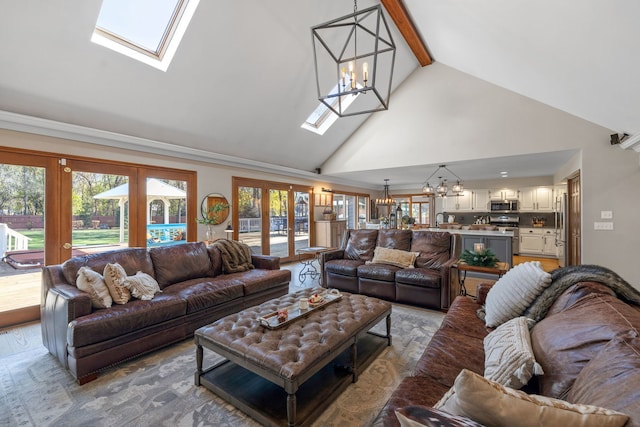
[
  {"left": 489, "top": 188, "right": 519, "bottom": 201},
  {"left": 442, "top": 189, "right": 490, "bottom": 212},
  {"left": 542, "top": 228, "right": 557, "bottom": 256},
  {"left": 315, "top": 220, "right": 346, "bottom": 248},
  {"left": 461, "top": 234, "right": 512, "bottom": 265},
  {"left": 519, "top": 186, "right": 554, "bottom": 212},
  {"left": 519, "top": 228, "right": 545, "bottom": 254}
]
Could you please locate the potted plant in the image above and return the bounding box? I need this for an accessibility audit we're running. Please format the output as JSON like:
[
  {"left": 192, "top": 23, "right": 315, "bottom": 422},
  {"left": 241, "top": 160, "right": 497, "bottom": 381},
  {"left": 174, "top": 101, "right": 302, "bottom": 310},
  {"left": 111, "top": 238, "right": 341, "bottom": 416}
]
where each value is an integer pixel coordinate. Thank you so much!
[
  {"left": 322, "top": 206, "right": 336, "bottom": 220},
  {"left": 197, "top": 202, "right": 230, "bottom": 240}
]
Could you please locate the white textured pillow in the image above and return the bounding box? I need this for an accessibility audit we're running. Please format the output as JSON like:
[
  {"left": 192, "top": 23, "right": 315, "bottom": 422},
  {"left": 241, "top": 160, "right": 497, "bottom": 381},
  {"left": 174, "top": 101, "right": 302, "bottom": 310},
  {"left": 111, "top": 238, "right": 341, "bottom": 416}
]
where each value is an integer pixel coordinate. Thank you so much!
[
  {"left": 124, "top": 271, "right": 161, "bottom": 300},
  {"left": 484, "top": 261, "right": 551, "bottom": 327},
  {"left": 76, "top": 266, "right": 112, "bottom": 309},
  {"left": 437, "top": 369, "right": 629, "bottom": 427},
  {"left": 103, "top": 262, "right": 131, "bottom": 304},
  {"left": 484, "top": 316, "right": 543, "bottom": 388}
]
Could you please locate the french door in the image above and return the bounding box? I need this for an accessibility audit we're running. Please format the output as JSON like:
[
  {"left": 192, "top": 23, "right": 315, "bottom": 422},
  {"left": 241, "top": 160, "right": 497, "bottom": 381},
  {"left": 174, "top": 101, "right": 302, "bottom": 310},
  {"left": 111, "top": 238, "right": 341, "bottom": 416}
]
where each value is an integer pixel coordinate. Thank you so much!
[{"left": 233, "top": 177, "right": 312, "bottom": 263}]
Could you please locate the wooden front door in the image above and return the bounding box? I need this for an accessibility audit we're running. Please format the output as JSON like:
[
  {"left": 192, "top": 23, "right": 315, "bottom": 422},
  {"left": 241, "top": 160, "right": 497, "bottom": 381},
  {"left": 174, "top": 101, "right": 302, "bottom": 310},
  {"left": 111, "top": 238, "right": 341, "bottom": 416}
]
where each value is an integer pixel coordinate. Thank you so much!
[{"left": 567, "top": 172, "right": 581, "bottom": 265}]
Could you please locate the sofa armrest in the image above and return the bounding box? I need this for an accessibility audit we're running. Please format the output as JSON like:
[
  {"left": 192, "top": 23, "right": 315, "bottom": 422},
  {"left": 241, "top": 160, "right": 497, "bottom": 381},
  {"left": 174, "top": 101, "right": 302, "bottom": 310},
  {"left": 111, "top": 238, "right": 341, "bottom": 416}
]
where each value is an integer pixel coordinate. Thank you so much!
[
  {"left": 251, "top": 254, "right": 281, "bottom": 270},
  {"left": 477, "top": 283, "right": 494, "bottom": 305},
  {"left": 320, "top": 249, "right": 345, "bottom": 263},
  {"left": 41, "top": 285, "right": 92, "bottom": 368}
]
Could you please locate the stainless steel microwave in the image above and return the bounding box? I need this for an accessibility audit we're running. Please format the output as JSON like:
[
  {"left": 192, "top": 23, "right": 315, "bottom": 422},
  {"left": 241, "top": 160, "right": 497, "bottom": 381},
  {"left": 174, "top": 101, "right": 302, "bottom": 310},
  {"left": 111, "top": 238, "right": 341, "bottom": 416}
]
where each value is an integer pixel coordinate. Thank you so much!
[{"left": 490, "top": 200, "right": 519, "bottom": 213}]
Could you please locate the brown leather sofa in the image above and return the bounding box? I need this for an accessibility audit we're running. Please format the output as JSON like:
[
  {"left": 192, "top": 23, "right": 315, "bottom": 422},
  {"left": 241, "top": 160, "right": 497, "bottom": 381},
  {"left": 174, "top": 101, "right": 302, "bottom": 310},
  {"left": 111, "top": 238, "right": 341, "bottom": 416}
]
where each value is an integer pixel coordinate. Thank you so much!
[
  {"left": 374, "top": 280, "right": 640, "bottom": 426},
  {"left": 320, "top": 229, "right": 460, "bottom": 310},
  {"left": 41, "top": 241, "right": 290, "bottom": 384}
]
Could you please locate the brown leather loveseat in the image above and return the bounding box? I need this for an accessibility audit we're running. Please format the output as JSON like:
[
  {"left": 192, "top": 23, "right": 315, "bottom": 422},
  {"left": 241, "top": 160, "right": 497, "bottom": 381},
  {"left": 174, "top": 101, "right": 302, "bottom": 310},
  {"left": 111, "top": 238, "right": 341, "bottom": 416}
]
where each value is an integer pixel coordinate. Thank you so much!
[
  {"left": 41, "top": 241, "right": 290, "bottom": 384},
  {"left": 374, "top": 265, "right": 640, "bottom": 426},
  {"left": 320, "top": 229, "right": 460, "bottom": 310}
]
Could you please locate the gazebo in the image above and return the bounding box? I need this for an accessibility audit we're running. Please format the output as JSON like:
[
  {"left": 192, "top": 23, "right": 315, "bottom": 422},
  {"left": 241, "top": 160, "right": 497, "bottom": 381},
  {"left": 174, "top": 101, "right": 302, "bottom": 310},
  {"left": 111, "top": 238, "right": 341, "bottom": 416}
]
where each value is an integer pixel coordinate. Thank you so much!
[{"left": 93, "top": 178, "right": 186, "bottom": 243}]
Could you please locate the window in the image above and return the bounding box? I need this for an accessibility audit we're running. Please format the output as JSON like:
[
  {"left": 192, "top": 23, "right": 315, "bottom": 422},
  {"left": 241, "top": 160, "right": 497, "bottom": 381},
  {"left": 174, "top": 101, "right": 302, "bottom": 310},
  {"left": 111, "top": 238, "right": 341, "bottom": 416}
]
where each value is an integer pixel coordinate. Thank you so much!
[
  {"left": 92, "top": 0, "right": 200, "bottom": 71},
  {"left": 301, "top": 83, "right": 360, "bottom": 135}
]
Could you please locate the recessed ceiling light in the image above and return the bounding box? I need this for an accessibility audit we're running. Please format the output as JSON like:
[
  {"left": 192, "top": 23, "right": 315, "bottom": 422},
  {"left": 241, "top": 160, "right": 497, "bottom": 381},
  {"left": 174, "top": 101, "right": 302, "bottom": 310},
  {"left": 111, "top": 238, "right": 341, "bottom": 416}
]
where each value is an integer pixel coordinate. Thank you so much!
[{"left": 500, "top": 171, "right": 508, "bottom": 177}]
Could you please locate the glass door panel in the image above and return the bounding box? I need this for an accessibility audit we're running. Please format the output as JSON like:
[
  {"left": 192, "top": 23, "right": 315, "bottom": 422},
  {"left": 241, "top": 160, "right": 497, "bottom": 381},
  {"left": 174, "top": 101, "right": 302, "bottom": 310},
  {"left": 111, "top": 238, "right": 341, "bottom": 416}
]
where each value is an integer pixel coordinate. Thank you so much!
[
  {"left": 293, "top": 191, "right": 310, "bottom": 252},
  {"left": 72, "top": 171, "right": 129, "bottom": 253},
  {"left": 269, "top": 189, "right": 289, "bottom": 258},
  {"left": 237, "top": 186, "right": 262, "bottom": 254},
  {"left": 0, "top": 163, "right": 45, "bottom": 323},
  {"left": 145, "top": 178, "right": 187, "bottom": 247}
]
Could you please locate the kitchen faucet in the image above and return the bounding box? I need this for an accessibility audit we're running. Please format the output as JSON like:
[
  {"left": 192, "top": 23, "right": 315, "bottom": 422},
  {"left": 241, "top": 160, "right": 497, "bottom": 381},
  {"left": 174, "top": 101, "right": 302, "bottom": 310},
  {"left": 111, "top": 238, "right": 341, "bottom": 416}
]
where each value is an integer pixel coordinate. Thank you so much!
[{"left": 435, "top": 212, "right": 444, "bottom": 227}]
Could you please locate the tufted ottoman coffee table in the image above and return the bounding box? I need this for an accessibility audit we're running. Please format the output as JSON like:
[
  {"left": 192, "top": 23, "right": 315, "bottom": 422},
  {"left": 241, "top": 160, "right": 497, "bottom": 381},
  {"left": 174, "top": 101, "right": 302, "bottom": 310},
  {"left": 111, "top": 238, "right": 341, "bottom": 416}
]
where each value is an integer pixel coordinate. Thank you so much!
[{"left": 194, "top": 287, "right": 392, "bottom": 427}]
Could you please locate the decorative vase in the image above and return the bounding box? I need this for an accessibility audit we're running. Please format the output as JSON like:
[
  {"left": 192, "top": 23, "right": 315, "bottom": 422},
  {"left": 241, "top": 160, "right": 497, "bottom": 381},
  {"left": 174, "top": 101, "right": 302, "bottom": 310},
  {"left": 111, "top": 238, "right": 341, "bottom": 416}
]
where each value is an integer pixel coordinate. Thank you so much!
[{"left": 206, "top": 225, "right": 215, "bottom": 242}]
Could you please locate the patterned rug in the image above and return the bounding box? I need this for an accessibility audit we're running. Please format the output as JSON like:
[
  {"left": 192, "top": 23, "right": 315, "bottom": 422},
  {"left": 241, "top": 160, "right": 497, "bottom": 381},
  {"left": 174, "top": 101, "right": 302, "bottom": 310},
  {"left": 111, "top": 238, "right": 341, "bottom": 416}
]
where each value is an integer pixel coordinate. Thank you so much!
[{"left": 0, "top": 304, "right": 444, "bottom": 427}]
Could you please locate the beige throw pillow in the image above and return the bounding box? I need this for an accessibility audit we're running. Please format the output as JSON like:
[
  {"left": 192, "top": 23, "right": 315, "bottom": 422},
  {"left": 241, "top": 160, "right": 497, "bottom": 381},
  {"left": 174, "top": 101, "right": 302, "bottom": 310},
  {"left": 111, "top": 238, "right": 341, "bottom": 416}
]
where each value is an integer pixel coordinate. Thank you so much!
[
  {"left": 76, "top": 266, "right": 112, "bottom": 309},
  {"left": 368, "top": 246, "right": 419, "bottom": 268},
  {"left": 436, "top": 369, "right": 629, "bottom": 427},
  {"left": 484, "top": 316, "right": 543, "bottom": 388},
  {"left": 124, "top": 271, "right": 161, "bottom": 301},
  {"left": 484, "top": 261, "right": 552, "bottom": 327},
  {"left": 103, "top": 262, "right": 131, "bottom": 304}
]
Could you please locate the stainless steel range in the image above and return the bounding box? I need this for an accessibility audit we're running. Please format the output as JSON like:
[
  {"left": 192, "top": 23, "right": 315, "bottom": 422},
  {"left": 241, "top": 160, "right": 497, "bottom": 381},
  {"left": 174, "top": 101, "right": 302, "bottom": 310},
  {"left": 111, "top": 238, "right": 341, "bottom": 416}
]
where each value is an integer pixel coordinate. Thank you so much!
[{"left": 489, "top": 215, "right": 520, "bottom": 255}]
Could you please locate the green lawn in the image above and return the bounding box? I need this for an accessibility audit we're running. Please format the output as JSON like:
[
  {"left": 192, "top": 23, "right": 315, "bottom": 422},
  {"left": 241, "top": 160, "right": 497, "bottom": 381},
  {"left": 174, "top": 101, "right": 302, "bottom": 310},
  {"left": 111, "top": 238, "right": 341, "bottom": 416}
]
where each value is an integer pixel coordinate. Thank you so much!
[{"left": 18, "top": 229, "right": 128, "bottom": 249}]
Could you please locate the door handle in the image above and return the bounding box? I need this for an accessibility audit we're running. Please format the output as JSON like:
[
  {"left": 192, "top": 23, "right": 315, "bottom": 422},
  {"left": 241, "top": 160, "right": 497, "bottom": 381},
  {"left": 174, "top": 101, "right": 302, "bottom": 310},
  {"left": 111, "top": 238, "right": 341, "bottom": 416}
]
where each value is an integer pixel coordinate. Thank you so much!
[{"left": 63, "top": 243, "right": 72, "bottom": 249}]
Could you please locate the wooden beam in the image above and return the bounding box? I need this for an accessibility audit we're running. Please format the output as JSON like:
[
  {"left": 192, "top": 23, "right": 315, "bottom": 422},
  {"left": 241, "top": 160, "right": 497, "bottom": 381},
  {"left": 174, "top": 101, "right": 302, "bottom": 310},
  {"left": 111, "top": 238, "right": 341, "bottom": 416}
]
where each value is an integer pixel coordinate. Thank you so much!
[{"left": 380, "top": 0, "right": 432, "bottom": 67}]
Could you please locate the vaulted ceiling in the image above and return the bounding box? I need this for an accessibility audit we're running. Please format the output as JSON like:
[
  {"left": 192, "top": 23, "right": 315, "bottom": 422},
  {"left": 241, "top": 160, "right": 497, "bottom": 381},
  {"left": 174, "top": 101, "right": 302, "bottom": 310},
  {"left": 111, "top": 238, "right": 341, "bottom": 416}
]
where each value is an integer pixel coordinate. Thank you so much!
[{"left": 1, "top": 1, "right": 638, "bottom": 189}]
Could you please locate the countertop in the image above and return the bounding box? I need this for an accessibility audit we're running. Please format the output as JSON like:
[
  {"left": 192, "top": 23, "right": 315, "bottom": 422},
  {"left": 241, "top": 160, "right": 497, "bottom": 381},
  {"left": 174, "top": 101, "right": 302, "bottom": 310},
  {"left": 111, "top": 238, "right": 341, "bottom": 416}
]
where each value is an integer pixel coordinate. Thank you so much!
[{"left": 425, "top": 228, "right": 514, "bottom": 237}]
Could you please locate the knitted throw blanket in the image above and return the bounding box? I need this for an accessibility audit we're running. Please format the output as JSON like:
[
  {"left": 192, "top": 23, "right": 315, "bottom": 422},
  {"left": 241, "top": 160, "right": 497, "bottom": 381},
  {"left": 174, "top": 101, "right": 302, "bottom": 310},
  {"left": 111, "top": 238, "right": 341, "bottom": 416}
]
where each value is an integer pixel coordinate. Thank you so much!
[
  {"left": 523, "top": 264, "right": 640, "bottom": 323},
  {"left": 212, "top": 239, "right": 255, "bottom": 274}
]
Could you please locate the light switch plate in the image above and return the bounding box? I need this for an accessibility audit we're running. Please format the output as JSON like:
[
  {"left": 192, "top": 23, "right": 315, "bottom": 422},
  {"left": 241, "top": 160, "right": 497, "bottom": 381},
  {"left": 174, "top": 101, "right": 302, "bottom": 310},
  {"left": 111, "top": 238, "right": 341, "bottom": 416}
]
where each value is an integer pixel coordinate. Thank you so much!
[
  {"left": 601, "top": 210, "right": 613, "bottom": 219},
  {"left": 594, "top": 222, "right": 614, "bottom": 230}
]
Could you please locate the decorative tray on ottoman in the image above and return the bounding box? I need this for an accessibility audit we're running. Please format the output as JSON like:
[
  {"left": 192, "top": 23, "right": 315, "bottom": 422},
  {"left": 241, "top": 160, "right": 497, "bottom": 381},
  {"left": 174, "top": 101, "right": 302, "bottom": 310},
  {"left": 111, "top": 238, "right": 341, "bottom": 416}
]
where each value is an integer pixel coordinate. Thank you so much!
[{"left": 258, "top": 291, "right": 342, "bottom": 330}]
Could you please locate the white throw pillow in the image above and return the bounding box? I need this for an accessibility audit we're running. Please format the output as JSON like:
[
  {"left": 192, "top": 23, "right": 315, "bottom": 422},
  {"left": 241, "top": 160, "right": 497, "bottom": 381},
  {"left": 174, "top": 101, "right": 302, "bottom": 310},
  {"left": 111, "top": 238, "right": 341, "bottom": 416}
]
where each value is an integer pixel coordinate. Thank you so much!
[
  {"left": 484, "top": 316, "right": 543, "bottom": 388},
  {"left": 103, "top": 262, "right": 131, "bottom": 304},
  {"left": 76, "top": 266, "right": 112, "bottom": 309},
  {"left": 436, "top": 369, "right": 629, "bottom": 427},
  {"left": 368, "top": 246, "right": 419, "bottom": 268},
  {"left": 124, "top": 271, "right": 161, "bottom": 300},
  {"left": 484, "top": 261, "right": 551, "bottom": 327}
]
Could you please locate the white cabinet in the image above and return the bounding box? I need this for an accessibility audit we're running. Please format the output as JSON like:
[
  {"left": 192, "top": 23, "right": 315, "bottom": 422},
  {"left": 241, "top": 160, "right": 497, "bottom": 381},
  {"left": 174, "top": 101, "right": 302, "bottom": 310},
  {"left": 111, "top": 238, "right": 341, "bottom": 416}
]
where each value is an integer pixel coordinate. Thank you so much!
[
  {"left": 489, "top": 188, "right": 519, "bottom": 201},
  {"left": 315, "top": 220, "right": 346, "bottom": 248},
  {"left": 519, "top": 186, "right": 554, "bottom": 212},
  {"left": 542, "top": 229, "right": 557, "bottom": 256},
  {"left": 519, "top": 228, "right": 544, "bottom": 254},
  {"left": 442, "top": 189, "right": 490, "bottom": 211}
]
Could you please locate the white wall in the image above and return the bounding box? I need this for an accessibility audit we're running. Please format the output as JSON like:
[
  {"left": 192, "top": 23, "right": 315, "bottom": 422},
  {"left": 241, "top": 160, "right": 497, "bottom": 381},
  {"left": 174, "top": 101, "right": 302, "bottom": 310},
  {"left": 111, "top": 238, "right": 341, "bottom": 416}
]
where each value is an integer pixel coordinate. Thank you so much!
[{"left": 324, "top": 63, "right": 640, "bottom": 287}]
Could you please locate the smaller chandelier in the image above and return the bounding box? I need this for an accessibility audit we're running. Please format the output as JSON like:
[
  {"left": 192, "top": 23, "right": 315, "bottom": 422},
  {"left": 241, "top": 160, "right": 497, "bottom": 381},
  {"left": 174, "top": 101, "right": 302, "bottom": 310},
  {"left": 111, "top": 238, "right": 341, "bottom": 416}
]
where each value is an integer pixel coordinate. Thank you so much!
[
  {"left": 311, "top": 2, "right": 396, "bottom": 117},
  {"left": 376, "top": 178, "right": 394, "bottom": 206},
  {"left": 422, "top": 165, "right": 464, "bottom": 197}
]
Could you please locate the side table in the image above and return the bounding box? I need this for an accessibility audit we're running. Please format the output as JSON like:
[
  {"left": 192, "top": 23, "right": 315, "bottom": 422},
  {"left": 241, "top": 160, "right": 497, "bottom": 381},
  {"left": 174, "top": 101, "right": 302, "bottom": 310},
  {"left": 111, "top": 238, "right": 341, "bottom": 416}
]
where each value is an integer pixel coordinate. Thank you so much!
[
  {"left": 452, "top": 261, "right": 510, "bottom": 297},
  {"left": 296, "top": 246, "right": 333, "bottom": 285}
]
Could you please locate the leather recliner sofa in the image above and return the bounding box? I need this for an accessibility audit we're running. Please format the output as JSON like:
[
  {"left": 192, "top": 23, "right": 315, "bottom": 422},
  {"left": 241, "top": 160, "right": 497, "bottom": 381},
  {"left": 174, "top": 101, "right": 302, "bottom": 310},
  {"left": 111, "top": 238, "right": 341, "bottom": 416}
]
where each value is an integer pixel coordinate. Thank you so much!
[
  {"left": 41, "top": 241, "right": 290, "bottom": 384},
  {"left": 320, "top": 229, "right": 461, "bottom": 310}
]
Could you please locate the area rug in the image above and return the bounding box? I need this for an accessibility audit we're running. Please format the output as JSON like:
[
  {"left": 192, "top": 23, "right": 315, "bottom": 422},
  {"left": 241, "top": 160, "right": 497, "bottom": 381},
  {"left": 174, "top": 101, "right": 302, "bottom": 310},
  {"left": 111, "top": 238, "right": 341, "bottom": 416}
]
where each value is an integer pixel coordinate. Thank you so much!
[{"left": 0, "top": 304, "right": 444, "bottom": 427}]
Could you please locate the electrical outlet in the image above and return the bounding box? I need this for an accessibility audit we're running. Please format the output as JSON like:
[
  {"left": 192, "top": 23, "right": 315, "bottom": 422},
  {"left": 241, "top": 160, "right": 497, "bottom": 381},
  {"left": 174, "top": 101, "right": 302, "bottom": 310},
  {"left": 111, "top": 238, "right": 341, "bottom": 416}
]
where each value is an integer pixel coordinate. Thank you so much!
[
  {"left": 594, "top": 222, "right": 614, "bottom": 230},
  {"left": 601, "top": 210, "right": 613, "bottom": 219}
]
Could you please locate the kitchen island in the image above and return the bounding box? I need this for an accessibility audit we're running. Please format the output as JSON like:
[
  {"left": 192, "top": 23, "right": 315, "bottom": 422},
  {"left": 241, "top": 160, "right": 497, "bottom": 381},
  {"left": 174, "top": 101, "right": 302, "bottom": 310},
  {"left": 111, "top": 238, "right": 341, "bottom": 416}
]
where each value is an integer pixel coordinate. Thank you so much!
[{"left": 423, "top": 227, "right": 513, "bottom": 266}]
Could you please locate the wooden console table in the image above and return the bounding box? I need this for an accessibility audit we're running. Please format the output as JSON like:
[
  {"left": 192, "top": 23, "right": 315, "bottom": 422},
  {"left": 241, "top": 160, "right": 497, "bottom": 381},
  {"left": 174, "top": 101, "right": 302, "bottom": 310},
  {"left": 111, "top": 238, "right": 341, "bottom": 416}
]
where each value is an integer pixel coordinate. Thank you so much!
[{"left": 452, "top": 261, "right": 510, "bottom": 297}]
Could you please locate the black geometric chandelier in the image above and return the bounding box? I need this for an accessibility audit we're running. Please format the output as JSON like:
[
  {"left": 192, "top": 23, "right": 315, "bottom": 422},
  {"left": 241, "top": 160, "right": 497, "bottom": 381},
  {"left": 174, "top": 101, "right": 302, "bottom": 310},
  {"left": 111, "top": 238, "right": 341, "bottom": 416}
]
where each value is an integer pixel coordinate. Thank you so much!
[{"left": 311, "top": 1, "right": 396, "bottom": 117}]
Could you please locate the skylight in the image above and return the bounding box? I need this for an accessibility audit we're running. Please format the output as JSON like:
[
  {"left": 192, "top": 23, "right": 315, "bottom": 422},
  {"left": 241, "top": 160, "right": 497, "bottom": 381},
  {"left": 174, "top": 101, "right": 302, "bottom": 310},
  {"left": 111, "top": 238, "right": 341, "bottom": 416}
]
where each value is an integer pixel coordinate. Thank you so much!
[
  {"left": 301, "top": 83, "right": 360, "bottom": 135},
  {"left": 92, "top": 0, "right": 200, "bottom": 71}
]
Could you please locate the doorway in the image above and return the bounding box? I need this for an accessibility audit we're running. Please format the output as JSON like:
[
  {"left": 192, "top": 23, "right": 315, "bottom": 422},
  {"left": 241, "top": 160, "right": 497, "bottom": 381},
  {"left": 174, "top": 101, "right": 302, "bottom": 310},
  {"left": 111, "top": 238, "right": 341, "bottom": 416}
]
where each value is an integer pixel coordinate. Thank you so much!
[{"left": 568, "top": 172, "right": 581, "bottom": 265}]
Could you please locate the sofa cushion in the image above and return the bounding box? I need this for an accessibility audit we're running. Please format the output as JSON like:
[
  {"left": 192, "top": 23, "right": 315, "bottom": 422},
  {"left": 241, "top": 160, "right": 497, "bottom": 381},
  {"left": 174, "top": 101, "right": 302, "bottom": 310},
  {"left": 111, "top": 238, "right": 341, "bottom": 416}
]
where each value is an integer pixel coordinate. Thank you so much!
[
  {"left": 149, "top": 242, "right": 212, "bottom": 289},
  {"left": 377, "top": 229, "right": 412, "bottom": 251},
  {"left": 344, "top": 229, "right": 378, "bottom": 261},
  {"left": 76, "top": 266, "right": 112, "bottom": 309},
  {"left": 162, "top": 278, "right": 244, "bottom": 314},
  {"left": 395, "top": 406, "right": 484, "bottom": 427},
  {"left": 410, "top": 231, "right": 452, "bottom": 269},
  {"left": 368, "top": 246, "right": 419, "bottom": 268},
  {"left": 436, "top": 369, "right": 629, "bottom": 427},
  {"left": 325, "top": 259, "right": 364, "bottom": 277},
  {"left": 483, "top": 316, "right": 543, "bottom": 389},
  {"left": 531, "top": 289, "right": 640, "bottom": 399},
  {"left": 103, "top": 262, "right": 131, "bottom": 304},
  {"left": 224, "top": 268, "right": 291, "bottom": 295},
  {"left": 484, "top": 261, "right": 552, "bottom": 328},
  {"left": 357, "top": 263, "right": 402, "bottom": 282},
  {"left": 395, "top": 268, "right": 441, "bottom": 289},
  {"left": 567, "top": 333, "right": 640, "bottom": 425},
  {"left": 67, "top": 293, "right": 187, "bottom": 348},
  {"left": 62, "top": 247, "right": 154, "bottom": 287}
]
